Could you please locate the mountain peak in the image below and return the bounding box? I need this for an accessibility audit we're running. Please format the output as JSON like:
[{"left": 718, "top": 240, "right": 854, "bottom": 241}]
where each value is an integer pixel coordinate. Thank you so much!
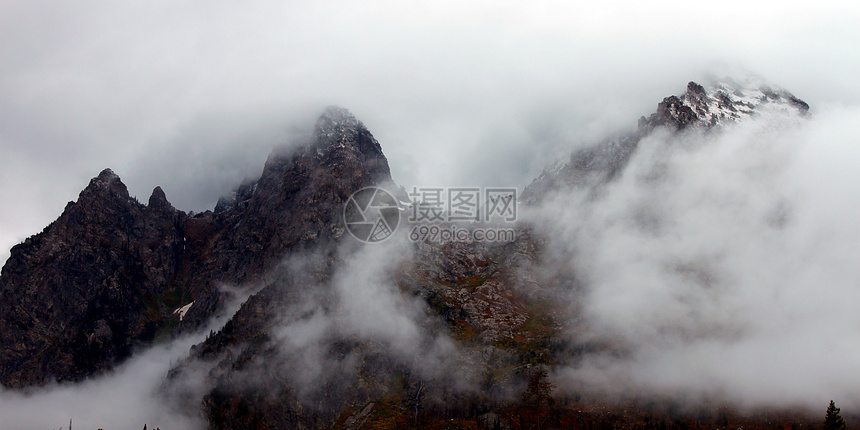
[
  {"left": 81, "top": 168, "right": 131, "bottom": 201},
  {"left": 147, "top": 186, "right": 173, "bottom": 211},
  {"left": 687, "top": 81, "right": 707, "bottom": 96},
  {"left": 312, "top": 106, "right": 365, "bottom": 147},
  {"left": 305, "top": 106, "right": 392, "bottom": 183},
  {"left": 640, "top": 76, "right": 810, "bottom": 133},
  {"left": 318, "top": 105, "right": 358, "bottom": 123},
  {"left": 97, "top": 168, "right": 119, "bottom": 180},
  {"left": 525, "top": 77, "right": 810, "bottom": 204}
]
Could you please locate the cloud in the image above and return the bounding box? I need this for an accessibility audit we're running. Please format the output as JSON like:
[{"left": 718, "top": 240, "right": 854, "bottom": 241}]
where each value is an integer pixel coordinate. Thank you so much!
[
  {"left": 2, "top": 1, "right": 860, "bottom": 266},
  {"left": 531, "top": 104, "right": 860, "bottom": 410},
  {"left": 0, "top": 281, "right": 254, "bottom": 429},
  {"left": 0, "top": 337, "right": 206, "bottom": 429},
  {"left": 2, "top": 0, "right": 860, "bottom": 422},
  {"left": 260, "top": 235, "right": 477, "bottom": 401}
]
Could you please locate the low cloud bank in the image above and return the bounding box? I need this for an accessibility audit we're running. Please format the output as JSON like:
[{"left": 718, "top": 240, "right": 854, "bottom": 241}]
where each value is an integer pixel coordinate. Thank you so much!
[{"left": 530, "top": 105, "right": 860, "bottom": 410}]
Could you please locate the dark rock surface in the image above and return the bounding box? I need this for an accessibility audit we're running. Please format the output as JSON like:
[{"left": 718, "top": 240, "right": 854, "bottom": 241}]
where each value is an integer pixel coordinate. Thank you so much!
[
  {"left": 0, "top": 170, "right": 188, "bottom": 387},
  {"left": 0, "top": 106, "right": 393, "bottom": 388},
  {"left": 177, "top": 105, "right": 394, "bottom": 330}
]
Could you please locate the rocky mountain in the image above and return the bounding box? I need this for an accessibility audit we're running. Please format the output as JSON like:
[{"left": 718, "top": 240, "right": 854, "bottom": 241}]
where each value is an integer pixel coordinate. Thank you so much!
[
  {"left": 0, "top": 79, "right": 813, "bottom": 428},
  {"left": 0, "top": 169, "right": 188, "bottom": 388},
  {"left": 0, "top": 106, "right": 393, "bottom": 388},
  {"left": 522, "top": 78, "right": 809, "bottom": 203}
]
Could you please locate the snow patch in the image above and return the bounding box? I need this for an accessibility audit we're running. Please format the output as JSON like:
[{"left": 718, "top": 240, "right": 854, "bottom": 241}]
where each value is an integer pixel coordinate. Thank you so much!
[{"left": 173, "top": 302, "right": 194, "bottom": 321}]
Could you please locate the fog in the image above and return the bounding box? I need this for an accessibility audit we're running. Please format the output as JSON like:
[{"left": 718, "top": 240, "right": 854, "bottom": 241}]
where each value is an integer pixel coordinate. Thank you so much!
[
  {"left": 3, "top": 0, "right": 860, "bottom": 427},
  {"left": 0, "top": 282, "right": 256, "bottom": 429},
  {"left": 2, "top": 90, "right": 860, "bottom": 428},
  {"left": 0, "top": 234, "right": 475, "bottom": 430},
  {"left": 216, "top": 235, "right": 479, "bottom": 410},
  {"left": 2, "top": 1, "right": 860, "bottom": 265},
  {"left": 0, "top": 336, "right": 205, "bottom": 429},
  {"left": 528, "top": 104, "right": 860, "bottom": 410}
]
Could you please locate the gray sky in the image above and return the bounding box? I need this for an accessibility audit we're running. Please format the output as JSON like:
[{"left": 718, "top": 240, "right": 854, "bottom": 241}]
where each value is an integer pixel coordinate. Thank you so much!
[{"left": 2, "top": 0, "right": 859, "bottom": 265}]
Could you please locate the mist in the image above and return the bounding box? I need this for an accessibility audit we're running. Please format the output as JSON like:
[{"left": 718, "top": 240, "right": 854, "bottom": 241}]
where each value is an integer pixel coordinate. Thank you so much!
[
  {"left": 3, "top": 1, "right": 860, "bottom": 267},
  {"left": 3, "top": 0, "right": 860, "bottom": 427},
  {"left": 0, "top": 283, "right": 256, "bottom": 429},
  {"left": 218, "top": 234, "right": 480, "bottom": 411},
  {"left": 0, "top": 336, "right": 205, "bottom": 429},
  {"left": 529, "top": 104, "right": 860, "bottom": 410},
  {"left": 2, "top": 100, "right": 859, "bottom": 428}
]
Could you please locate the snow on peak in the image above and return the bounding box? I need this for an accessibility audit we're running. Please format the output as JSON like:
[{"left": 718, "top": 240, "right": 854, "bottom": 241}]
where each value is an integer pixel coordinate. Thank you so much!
[{"left": 682, "top": 77, "right": 810, "bottom": 128}]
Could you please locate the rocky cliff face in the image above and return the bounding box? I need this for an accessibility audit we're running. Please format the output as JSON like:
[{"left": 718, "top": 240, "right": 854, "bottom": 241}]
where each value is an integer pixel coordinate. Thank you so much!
[
  {"left": 0, "top": 170, "right": 188, "bottom": 387},
  {"left": 177, "top": 106, "right": 393, "bottom": 330},
  {"left": 0, "top": 106, "right": 393, "bottom": 388}
]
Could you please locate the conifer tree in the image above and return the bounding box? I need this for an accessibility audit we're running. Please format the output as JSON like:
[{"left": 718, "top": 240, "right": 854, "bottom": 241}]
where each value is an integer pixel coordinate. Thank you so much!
[{"left": 824, "top": 400, "right": 847, "bottom": 430}]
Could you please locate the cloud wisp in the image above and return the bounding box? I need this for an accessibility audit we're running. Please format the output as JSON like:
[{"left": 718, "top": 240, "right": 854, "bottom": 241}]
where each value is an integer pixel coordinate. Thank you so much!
[
  {"left": 0, "top": 282, "right": 256, "bottom": 430},
  {"left": 530, "top": 104, "right": 860, "bottom": 410},
  {"left": 3, "top": 1, "right": 860, "bottom": 266}
]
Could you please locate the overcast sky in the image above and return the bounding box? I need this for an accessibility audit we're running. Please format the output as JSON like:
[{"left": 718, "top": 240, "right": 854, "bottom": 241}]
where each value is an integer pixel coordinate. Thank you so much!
[{"left": 2, "top": 0, "right": 859, "bottom": 265}]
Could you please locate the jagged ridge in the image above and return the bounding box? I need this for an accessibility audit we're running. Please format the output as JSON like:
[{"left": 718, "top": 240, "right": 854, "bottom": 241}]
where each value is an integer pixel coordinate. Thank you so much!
[
  {"left": 523, "top": 78, "right": 809, "bottom": 203},
  {"left": 0, "top": 106, "right": 393, "bottom": 388}
]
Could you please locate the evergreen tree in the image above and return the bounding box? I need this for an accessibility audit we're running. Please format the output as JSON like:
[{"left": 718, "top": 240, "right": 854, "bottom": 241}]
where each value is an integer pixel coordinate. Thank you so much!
[{"left": 823, "top": 400, "right": 847, "bottom": 430}]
